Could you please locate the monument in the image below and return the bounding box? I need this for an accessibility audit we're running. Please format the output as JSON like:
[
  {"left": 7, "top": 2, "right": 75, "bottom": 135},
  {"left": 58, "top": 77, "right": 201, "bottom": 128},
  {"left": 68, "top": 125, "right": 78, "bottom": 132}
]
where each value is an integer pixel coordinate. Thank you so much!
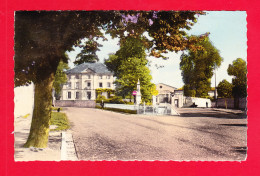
[{"left": 136, "top": 79, "right": 142, "bottom": 105}]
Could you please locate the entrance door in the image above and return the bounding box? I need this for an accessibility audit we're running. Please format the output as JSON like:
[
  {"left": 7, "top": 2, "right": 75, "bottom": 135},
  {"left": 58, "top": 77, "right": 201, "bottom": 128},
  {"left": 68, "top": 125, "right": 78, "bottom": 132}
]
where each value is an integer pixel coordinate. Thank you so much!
[
  {"left": 174, "top": 99, "right": 179, "bottom": 108},
  {"left": 87, "top": 91, "right": 91, "bottom": 100}
]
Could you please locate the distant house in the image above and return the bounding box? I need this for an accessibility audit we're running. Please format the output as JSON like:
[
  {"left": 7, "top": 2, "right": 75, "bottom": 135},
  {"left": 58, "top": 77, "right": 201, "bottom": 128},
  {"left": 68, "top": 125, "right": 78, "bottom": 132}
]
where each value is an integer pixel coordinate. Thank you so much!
[
  {"left": 156, "top": 83, "right": 178, "bottom": 104},
  {"left": 60, "top": 62, "right": 114, "bottom": 100},
  {"left": 155, "top": 83, "right": 186, "bottom": 108}
]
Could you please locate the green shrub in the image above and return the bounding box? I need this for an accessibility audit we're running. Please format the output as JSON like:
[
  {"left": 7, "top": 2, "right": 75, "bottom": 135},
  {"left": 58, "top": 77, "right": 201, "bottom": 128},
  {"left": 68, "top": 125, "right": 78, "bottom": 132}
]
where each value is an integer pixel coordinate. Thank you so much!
[
  {"left": 96, "top": 95, "right": 107, "bottom": 103},
  {"left": 109, "top": 96, "right": 125, "bottom": 104},
  {"left": 125, "top": 101, "right": 134, "bottom": 105}
]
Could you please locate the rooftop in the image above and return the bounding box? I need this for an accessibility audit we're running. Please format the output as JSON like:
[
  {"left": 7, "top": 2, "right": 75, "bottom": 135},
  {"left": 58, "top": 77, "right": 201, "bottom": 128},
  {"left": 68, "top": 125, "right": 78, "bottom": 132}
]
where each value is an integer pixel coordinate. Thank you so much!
[{"left": 66, "top": 62, "right": 113, "bottom": 75}]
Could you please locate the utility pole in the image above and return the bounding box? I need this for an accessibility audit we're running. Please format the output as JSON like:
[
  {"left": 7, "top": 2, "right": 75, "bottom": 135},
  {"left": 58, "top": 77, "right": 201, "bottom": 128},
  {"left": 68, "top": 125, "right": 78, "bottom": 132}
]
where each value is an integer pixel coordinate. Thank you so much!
[
  {"left": 214, "top": 64, "right": 218, "bottom": 108},
  {"left": 214, "top": 64, "right": 217, "bottom": 99}
]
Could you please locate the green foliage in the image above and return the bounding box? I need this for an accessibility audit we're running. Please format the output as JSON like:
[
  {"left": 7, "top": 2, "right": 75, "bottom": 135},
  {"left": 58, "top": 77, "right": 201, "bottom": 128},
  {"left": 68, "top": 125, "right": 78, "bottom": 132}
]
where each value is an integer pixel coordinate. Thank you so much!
[
  {"left": 96, "top": 105, "right": 137, "bottom": 114},
  {"left": 125, "top": 101, "right": 134, "bottom": 105},
  {"left": 96, "top": 88, "right": 115, "bottom": 96},
  {"left": 96, "top": 95, "right": 125, "bottom": 104},
  {"left": 74, "top": 39, "right": 101, "bottom": 65},
  {"left": 227, "top": 58, "right": 247, "bottom": 98},
  {"left": 96, "top": 95, "right": 107, "bottom": 103},
  {"left": 109, "top": 96, "right": 125, "bottom": 104},
  {"left": 50, "top": 112, "right": 70, "bottom": 131},
  {"left": 53, "top": 60, "right": 69, "bottom": 99},
  {"left": 105, "top": 37, "right": 155, "bottom": 103},
  {"left": 183, "top": 85, "right": 196, "bottom": 97},
  {"left": 180, "top": 37, "right": 223, "bottom": 97},
  {"left": 217, "top": 79, "right": 233, "bottom": 98}
]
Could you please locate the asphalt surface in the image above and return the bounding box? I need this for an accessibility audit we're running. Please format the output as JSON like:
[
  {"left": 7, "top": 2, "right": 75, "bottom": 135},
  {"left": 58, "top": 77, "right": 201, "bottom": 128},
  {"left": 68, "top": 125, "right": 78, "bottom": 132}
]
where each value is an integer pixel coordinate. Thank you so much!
[{"left": 65, "top": 107, "right": 247, "bottom": 161}]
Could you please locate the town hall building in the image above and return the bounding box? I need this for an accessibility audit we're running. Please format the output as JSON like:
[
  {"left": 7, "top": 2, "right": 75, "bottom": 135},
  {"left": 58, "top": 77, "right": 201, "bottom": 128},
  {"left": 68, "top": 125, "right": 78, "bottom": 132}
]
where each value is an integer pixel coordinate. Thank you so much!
[{"left": 60, "top": 62, "right": 114, "bottom": 101}]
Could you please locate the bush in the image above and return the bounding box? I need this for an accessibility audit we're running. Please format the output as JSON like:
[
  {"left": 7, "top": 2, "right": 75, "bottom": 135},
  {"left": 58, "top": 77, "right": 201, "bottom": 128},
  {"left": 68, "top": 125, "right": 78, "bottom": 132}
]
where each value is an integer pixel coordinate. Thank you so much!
[
  {"left": 96, "top": 105, "right": 137, "bottom": 114},
  {"left": 109, "top": 96, "right": 125, "bottom": 104},
  {"left": 96, "top": 95, "right": 107, "bottom": 103},
  {"left": 125, "top": 101, "right": 134, "bottom": 105}
]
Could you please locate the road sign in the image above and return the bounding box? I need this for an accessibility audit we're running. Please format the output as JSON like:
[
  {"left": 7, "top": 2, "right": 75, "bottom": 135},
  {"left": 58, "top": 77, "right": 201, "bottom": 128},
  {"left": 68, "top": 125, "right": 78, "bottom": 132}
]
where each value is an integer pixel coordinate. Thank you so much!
[{"left": 132, "top": 90, "right": 137, "bottom": 95}]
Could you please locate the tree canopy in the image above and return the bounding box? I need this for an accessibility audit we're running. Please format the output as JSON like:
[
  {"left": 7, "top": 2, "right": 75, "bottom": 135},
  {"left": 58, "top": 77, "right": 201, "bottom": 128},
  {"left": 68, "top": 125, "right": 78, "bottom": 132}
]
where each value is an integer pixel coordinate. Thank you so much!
[
  {"left": 105, "top": 37, "right": 154, "bottom": 102},
  {"left": 217, "top": 79, "right": 233, "bottom": 98},
  {"left": 180, "top": 37, "right": 223, "bottom": 97},
  {"left": 227, "top": 58, "right": 247, "bottom": 98}
]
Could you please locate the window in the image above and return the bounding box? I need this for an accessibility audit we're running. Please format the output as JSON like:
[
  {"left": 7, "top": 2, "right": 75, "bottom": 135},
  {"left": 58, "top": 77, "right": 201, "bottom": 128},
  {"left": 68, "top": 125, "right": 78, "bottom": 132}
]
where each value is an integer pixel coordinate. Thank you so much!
[
  {"left": 107, "top": 75, "right": 110, "bottom": 79},
  {"left": 67, "top": 82, "right": 71, "bottom": 88},
  {"left": 68, "top": 92, "right": 71, "bottom": 99},
  {"left": 76, "top": 92, "right": 79, "bottom": 99},
  {"left": 99, "top": 82, "right": 103, "bottom": 88},
  {"left": 107, "top": 82, "right": 111, "bottom": 88},
  {"left": 75, "top": 82, "right": 79, "bottom": 89},
  {"left": 75, "top": 74, "right": 79, "bottom": 79},
  {"left": 88, "top": 75, "right": 91, "bottom": 79},
  {"left": 87, "top": 82, "right": 91, "bottom": 87},
  {"left": 160, "top": 86, "right": 163, "bottom": 88},
  {"left": 99, "top": 75, "right": 102, "bottom": 79}
]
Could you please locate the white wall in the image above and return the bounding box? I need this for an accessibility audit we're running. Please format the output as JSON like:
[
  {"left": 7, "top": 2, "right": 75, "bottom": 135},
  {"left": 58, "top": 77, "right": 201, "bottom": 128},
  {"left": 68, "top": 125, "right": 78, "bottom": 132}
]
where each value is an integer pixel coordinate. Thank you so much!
[
  {"left": 14, "top": 84, "right": 35, "bottom": 117},
  {"left": 191, "top": 97, "right": 212, "bottom": 108}
]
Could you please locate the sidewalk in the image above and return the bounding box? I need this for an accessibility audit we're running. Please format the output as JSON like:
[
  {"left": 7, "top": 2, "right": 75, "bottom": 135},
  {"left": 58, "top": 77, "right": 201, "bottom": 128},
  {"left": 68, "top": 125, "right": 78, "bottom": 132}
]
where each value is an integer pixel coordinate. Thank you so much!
[
  {"left": 211, "top": 108, "right": 246, "bottom": 115},
  {"left": 14, "top": 114, "right": 62, "bottom": 161}
]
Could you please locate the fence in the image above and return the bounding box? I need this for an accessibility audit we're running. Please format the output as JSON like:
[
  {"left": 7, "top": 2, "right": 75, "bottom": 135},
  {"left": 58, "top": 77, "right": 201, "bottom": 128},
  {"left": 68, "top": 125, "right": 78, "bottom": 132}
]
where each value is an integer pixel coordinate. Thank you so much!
[
  {"left": 104, "top": 103, "right": 179, "bottom": 115},
  {"left": 137, "top": 104, "right": 179, "bottom": 115}
]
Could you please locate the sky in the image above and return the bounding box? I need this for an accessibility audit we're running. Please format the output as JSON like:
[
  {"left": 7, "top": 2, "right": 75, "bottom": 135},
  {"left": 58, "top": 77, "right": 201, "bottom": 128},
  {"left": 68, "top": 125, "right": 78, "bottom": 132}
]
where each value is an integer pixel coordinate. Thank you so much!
[{"left": 67, "top": 11, "right": 247, "bottom": 88}]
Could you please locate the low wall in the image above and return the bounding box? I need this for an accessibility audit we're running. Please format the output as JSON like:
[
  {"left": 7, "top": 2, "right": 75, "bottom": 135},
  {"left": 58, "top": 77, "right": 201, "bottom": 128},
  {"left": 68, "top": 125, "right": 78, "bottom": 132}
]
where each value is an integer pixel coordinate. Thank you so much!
[
  {"left": 104, "top": 103, "right": 137, "bottom": 110},
  {"left": 215, "top": 98, "right": 247, "bottom": 109},
  {"left": 55, "top": 100, "right": 96, "bottom": 108},
  {"left": 190, "top": 97, "right": 212, "bottom": 108}
]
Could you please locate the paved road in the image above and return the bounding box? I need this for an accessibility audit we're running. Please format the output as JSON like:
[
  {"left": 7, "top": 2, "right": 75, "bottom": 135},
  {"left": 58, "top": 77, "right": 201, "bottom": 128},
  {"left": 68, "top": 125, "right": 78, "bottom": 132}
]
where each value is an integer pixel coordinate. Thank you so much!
[{"left": 65, "top": 107, "right": 247, "bottom": 161}]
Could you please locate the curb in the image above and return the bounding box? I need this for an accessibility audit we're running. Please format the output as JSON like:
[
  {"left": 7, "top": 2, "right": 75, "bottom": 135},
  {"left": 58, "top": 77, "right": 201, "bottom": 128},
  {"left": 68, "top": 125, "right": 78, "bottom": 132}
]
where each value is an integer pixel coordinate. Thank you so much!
[{"left": 61, "top": 132, "right": 78, "bottom": 161}]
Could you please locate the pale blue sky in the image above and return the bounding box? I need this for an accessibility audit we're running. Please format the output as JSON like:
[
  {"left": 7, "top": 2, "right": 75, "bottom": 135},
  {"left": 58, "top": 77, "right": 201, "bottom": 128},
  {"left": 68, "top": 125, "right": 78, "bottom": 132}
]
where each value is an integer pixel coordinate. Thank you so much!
[{"left": 67, "top": 11, "right": 247, "bottom": 88}]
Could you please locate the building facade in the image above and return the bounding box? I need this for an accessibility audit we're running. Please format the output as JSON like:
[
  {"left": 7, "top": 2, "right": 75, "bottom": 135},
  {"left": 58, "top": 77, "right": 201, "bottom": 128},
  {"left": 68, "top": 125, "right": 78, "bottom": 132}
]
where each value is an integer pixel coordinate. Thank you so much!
[
  {"left": 156, "top": 83, "right": 177, "bottom": 104},
  {"left": 61, "top": 62, "right": 114, "bottom": 100},
  {"left": 156, "top": 83, "right": 184, "bottom": 108}
]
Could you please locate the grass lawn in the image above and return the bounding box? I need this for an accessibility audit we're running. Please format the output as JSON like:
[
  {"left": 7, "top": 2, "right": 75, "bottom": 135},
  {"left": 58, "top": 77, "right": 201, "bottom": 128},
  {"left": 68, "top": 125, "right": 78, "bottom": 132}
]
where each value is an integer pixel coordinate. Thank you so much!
[
  {"left": 51, "top": 106, "right": 63, "bottom": 111},
  {"left": 50, "top": 112, "right": 70, "bottom": 131}
]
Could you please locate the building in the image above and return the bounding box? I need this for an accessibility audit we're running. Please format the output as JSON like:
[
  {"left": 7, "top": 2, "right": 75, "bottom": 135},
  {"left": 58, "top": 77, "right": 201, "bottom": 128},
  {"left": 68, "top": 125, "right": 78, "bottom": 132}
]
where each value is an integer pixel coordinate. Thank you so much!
[
  {"left": 61, "top": 62, "right": 114, "bottom": 100},
  {"left": 156, "top": 83, "right": 178, "bottom": 104},
  {"left": 156, "top": 83, "right": 184, "bottom": 108}
]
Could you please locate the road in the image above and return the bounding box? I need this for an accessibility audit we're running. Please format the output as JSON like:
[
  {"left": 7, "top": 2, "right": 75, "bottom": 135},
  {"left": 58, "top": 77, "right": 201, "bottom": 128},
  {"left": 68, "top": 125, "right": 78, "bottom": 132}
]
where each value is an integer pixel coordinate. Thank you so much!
[{"left": 65, "top": 107, "right": 247, "bottom": 161}]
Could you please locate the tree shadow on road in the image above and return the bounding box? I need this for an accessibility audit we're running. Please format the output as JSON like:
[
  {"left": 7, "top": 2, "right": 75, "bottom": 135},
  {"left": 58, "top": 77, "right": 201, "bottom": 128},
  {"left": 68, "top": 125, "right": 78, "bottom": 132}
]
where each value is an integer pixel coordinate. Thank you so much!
[{"left": 179, "top": 111, "right": 247, "bottom": 119}]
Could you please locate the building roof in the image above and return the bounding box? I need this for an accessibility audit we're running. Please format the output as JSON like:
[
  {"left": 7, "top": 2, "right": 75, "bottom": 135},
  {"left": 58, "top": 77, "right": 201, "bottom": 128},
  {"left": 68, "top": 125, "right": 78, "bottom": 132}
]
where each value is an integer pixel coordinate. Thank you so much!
[
  {"left": 156, "top": 83, "right": 178, "bottom": 90},
  {"left": 66, "top": 62, "right": 113, "bottom": 75}
]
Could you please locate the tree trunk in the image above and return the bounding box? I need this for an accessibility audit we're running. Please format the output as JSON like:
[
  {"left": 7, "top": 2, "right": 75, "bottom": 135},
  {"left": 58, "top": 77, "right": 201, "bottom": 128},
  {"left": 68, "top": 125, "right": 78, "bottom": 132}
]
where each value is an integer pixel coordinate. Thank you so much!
[{"left": 24, "top": 74, "right": 55, "bottom": 148}]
